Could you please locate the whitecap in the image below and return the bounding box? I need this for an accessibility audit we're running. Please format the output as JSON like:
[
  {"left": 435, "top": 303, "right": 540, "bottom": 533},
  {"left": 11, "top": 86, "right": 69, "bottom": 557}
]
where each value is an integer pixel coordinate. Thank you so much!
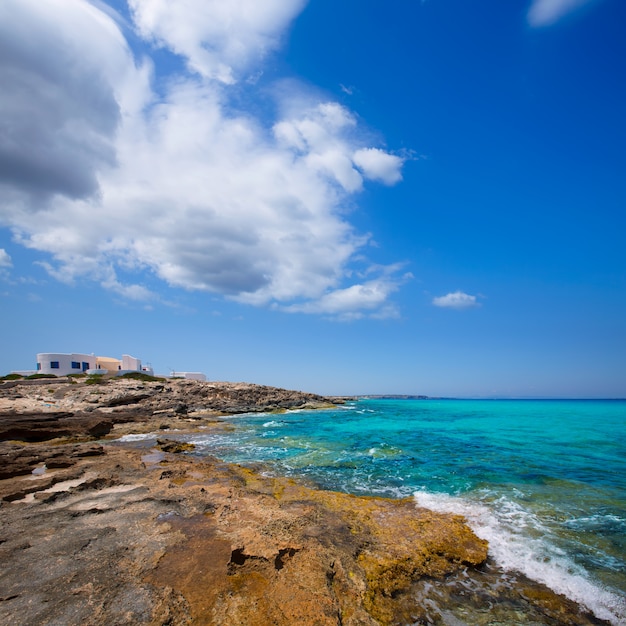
[
  {"left": 563, "top": 513, "right": 626, "bottom": 533},
  {"left": 413, "top": 490, "right": 626, "bottom": 625},
  {"left": 117, "top": 433, "right": 156, "bottom": 442},
  {"left": 263, "top": 420, "right": 282, "bottom": 428}
]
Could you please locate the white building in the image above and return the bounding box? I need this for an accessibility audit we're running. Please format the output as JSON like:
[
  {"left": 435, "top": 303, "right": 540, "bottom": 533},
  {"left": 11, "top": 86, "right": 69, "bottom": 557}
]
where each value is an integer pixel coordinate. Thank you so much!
[
  {"left": 36, "top": 353, "right": 96, "bottom": 376},
  {"left": 170, "top": 371, "right": 207, "bottom": 382},
  {"left": 35, "top": 352, "right": 152, "bottom": 377},
  {"left": 122, "top": 354, "right": 141, "bottom": 371}
]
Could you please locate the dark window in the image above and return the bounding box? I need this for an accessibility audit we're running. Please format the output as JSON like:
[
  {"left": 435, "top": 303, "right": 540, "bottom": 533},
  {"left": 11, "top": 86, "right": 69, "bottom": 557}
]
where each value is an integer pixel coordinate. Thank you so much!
[
  {"left": 50, "top": 361, "right": 60, "bottom": 369},
  {"left": 37, "top": 363, "right": 41, "bottom": 371},
  {"left": 71, "top": 361, "right": 80, "bottom": 369},
  {"left": 82, "top": 362, "right": 89, "bottom": 372}
]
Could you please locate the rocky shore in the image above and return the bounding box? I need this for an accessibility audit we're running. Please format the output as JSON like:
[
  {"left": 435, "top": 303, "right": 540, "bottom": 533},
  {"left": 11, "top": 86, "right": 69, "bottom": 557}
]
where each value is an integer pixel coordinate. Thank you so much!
[{"left": 0, "top": 378, "right": 609, "bottom": 625}]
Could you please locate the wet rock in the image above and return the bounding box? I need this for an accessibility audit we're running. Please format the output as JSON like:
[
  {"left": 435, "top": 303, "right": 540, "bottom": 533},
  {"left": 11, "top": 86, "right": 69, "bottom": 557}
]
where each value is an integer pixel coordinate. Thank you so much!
[{"left": 156, "top": 439, "right": 196, "bottom": 454}]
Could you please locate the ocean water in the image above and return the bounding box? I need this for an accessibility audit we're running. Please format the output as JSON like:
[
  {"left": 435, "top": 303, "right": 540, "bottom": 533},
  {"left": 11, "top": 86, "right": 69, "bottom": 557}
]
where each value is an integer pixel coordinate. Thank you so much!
[{"left": 157, "top": 399, "right": 626, "bottom": 624}]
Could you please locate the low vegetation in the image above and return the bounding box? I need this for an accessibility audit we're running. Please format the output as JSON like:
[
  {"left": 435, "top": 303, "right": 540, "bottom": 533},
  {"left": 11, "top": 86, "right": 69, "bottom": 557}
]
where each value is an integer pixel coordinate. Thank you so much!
[
  {"left": 118, "top": 372, "right": 166, "bottom": 382},
  {"left": 84, "top": 375, "right": 107, "bottom": 386}
]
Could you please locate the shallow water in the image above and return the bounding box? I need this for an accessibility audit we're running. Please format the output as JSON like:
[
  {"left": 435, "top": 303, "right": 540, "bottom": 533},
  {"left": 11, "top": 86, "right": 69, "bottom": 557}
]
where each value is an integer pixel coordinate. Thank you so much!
[{"left": 140, "top": 399, "right": 626, "bottom": 624}]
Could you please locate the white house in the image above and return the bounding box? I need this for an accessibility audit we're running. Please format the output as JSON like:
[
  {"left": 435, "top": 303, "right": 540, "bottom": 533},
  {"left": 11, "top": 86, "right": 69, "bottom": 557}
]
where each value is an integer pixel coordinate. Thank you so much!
[
  {"left": 36, "top": 353, "right": 96, "bottom": 376},
  {"left": 35, "top": 352, "right": 152, "bottom": 377},
  {"left": 122, "top": 354, "right": 141, "bottom": 371}
]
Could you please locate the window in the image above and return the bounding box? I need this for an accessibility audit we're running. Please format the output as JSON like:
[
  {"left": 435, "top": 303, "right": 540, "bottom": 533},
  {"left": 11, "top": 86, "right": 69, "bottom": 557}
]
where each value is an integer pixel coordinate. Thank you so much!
[
  {"left": 71, "top": 361, "right": 80, "bottom": 369},
  {"left": 50, "top": 361, "right": 60, "bottom": 369},
  {"left": 37, "top": 363, "right": 41, "bottom": 371}
]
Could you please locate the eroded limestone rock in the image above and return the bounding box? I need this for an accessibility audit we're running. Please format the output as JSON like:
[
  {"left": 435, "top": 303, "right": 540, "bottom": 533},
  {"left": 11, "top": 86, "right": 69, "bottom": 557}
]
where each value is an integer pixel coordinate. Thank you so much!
[{"left": 0, "top": 443, "right": 609, "bottom": 625}]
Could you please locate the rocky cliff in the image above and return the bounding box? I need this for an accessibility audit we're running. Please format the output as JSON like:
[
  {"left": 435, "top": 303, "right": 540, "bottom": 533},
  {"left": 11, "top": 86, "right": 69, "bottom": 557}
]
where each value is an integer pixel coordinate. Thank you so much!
[{"left": 0, "top": 376, "right": 337, "bottom": 417}]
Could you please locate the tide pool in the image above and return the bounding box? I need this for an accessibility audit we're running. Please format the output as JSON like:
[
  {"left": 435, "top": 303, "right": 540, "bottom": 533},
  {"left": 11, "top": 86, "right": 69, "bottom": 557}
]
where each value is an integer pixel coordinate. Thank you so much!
[{"left": 182, "top": 399, "right": 626, "bottom": 624}]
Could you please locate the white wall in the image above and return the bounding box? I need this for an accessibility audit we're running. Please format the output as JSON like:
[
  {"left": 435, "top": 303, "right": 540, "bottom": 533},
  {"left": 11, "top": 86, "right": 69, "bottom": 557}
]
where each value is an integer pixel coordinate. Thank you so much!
[
  {"left": 171, "top": 372, "right": 207, "bottom": 382},
  {"left": 121, "top": 354, "right": 141, "bottom": 371},
  {"left": 36, "top": 353, "right": 96, "bottom": 376}
]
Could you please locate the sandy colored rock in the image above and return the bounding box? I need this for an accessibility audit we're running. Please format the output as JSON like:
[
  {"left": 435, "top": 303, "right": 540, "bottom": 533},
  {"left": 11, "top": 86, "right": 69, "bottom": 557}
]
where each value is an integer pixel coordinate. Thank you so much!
[
  {"left": 0, "top": 445, "right": 487, "bottom": 625},
  {"left": 0, "top": 377, "right": 338, "bottom": 417}
]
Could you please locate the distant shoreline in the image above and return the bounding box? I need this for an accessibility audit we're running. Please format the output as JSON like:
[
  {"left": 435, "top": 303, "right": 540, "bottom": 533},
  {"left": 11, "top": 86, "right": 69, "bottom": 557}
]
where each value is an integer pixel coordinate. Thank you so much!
[{"left": 356, "top": 395, "right": 626, "bottom": 401}]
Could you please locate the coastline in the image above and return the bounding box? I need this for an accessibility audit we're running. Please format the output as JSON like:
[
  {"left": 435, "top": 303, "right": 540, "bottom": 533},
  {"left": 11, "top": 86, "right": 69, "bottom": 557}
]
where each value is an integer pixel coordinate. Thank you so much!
[{"left": 0, "top": 378, "right": 612, "bottom": 625}]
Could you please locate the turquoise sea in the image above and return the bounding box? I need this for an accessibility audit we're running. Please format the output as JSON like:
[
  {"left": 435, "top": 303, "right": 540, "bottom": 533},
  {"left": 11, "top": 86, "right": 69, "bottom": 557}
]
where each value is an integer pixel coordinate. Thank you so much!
[{"left": 127, "top": 398, "right": 626, "bottom": 623}]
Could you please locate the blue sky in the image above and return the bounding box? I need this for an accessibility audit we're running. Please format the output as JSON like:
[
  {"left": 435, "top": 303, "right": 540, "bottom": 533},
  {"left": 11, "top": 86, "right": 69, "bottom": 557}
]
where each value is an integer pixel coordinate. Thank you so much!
[{"left": 1, "top": 0, "right": 624, "bottom": 397}]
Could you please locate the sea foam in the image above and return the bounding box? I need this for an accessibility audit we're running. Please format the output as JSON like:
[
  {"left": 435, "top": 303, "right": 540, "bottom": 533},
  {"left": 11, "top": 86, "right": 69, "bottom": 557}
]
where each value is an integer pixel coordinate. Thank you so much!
[
  {"left": 117, "top": 433, "right": 156, "bottom": 442},
  {"left": 413, "top": 490, "right": 626, "bottom": 625}
]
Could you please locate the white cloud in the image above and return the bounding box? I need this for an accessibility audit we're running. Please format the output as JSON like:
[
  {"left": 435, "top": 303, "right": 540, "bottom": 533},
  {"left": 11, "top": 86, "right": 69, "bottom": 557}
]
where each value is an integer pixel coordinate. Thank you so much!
[
  {"left": 0, "top": 0, "right": 407, "bottom": 319},
  {"left": 0, "top": 0, "right": 150, "bottom": 201},
  {"left": 0, "top": 249, "right": 11, "bottom": 268},
  {"left": 527, "top": 0, "right": 595, "bottom": 27},
  {"left": 274, "top": 102, "right": 363, "bottom": 191},
  {"left": 110, "top": 283, "right": 155, "bottom": 302},
  {"left": 284, "top": 278, "right": 398, "bottom": 320},
  {"left": 284, "top": 266, "right": 411, "bottom": 320},
  {"left": 274, "top": 104, "right": 404, "bottom": 192},
  {"left": 353, "top": 148, "right": 403, "bottom": 185},
  {"left": 128, "top": 0, "right": 307, "bottom": 83},
  {"left": 432, "top": 291, "right": 481, "bottom": 310}
]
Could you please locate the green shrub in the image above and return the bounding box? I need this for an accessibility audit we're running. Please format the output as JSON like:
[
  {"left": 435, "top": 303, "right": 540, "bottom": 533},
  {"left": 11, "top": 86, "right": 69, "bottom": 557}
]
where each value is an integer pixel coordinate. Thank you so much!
[
  {"left": 25, "top": 373, "right": 57, "bottom": 379},
  {"left": 85, "top": 375, "right": 107, "bottom": 385},
  {"left": 118, "top": 372, "right": 165, "bottom": 382},
  {"left": 1, "top": 373, "right": 24, "bottom": 380}
]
